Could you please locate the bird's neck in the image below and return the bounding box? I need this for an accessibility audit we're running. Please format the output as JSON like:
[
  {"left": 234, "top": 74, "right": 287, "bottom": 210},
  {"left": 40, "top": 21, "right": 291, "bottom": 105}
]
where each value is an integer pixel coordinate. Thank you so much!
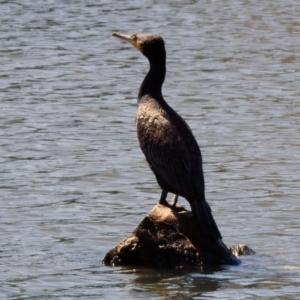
[{"left": 138, "top": 56, "right": 166, "bottom": 102}]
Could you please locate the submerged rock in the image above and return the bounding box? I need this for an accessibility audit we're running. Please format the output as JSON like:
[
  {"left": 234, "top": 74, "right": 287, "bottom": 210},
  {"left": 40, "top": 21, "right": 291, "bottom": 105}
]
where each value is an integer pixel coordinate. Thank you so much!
[
  {"left": 103, "top": 204, "right": 253, "bottom": 268},
  {"left": 230, "top": 243, "right": 256, "bottom": 257}
]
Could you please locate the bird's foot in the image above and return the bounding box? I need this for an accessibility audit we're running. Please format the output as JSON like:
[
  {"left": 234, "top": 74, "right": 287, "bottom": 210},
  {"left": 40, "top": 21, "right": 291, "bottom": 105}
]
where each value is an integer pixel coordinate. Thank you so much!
[
  {"left": 158, "top": 197, "right": 172, "bottom": 208},
  {"left": 158, "top": 190, "right": 171, "bottom": 207},
  {"left": 159, "top": 194, "right": 179, "bottom": 209}
]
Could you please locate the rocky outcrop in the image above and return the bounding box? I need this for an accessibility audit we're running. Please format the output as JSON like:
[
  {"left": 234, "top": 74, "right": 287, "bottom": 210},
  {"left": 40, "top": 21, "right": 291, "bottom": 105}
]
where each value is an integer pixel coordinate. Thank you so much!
[{"left": 103, "top": 204, "right": 254, "bottom": 269}]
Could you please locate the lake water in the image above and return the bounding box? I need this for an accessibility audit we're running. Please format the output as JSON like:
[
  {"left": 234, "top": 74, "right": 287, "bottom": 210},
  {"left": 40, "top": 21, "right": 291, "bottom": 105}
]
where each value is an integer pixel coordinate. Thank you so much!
[{"left": 1, "top": 0, "right": 300, "bottom": 299}]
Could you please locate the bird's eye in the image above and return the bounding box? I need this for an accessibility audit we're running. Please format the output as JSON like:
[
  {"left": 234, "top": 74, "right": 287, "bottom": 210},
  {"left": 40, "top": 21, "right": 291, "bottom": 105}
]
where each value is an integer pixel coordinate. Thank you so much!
[{"left": 131, "top": 34, "right": 137, "bottom": 42}]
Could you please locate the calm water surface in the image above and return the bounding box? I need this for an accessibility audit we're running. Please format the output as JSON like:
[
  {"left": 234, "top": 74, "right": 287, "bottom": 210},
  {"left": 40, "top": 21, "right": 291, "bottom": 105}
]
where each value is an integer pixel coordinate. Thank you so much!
[{"left": 1, "top": 0, "right": 300, "bottom": 299}]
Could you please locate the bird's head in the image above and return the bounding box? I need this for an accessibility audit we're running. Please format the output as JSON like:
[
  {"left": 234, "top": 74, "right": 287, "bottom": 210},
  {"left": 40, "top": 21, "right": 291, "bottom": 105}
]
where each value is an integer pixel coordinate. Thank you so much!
[{"left": 112, "top": 32, "right": 165, "bottom": 61}]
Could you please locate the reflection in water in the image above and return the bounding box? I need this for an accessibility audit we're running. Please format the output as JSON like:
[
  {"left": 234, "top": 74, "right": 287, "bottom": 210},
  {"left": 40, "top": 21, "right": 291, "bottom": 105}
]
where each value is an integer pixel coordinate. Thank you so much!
[
  {"left": 123, "top": 266, "right": 222, "bottom": 298},
  {"left": 1, "top": 0, "right": 300, "bottom": 298}
]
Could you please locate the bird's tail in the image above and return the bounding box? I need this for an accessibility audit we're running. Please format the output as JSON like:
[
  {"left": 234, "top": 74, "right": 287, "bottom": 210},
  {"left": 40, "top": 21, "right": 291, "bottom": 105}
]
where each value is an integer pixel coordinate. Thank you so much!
[
  {"left": 190, "top": 199, "right": 222, "bottom": 240},
  {"left": 189, "top": 199, "right": 241, "bottom": 265}
]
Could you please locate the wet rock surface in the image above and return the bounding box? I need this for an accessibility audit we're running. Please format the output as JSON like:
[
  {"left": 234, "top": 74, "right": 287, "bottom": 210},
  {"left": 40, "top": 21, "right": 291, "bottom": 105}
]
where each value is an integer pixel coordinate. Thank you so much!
[
  {"left": 230, "top": 243, "right": 256, "bottom": 257},
  {"left": 103, "top": 204, "right": 254, "bottom": 268}
]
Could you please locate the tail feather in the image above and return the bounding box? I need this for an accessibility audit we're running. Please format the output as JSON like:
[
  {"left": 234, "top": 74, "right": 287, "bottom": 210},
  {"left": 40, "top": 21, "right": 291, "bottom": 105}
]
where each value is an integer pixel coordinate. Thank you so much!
[{"left": 190, "top": 199, "right": 222, "bottom": 240}]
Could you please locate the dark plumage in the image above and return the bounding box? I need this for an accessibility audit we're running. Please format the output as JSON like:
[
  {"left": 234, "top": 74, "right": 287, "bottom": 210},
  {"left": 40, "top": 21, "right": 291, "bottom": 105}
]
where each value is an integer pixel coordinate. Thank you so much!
[{"left": 112, "top": 32, "right": 222, "bottom": 241}]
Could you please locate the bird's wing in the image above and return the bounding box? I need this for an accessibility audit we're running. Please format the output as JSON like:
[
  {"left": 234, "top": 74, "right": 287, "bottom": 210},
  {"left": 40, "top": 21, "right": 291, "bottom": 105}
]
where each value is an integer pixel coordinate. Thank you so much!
[{"left": 137, "top": 107, "right": 204, "bottom": 198}]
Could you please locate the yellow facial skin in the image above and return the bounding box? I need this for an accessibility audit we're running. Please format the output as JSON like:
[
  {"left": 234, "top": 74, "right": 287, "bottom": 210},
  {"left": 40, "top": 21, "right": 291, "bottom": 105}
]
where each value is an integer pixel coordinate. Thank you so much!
[{"left": 112, "top": 32, "right": 141, "bottom": 51}]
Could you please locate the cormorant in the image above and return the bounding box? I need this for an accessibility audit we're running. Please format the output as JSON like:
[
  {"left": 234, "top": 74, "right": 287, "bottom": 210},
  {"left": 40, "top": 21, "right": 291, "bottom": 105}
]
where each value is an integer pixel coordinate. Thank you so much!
[{"left": 112, "top": 32, "right": 222, "bottom": 241}]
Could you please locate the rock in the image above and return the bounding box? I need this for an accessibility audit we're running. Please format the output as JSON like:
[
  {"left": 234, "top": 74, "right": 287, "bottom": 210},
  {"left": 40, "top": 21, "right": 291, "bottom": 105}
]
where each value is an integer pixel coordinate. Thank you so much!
[
  {"left": 230, "top": 244, "right": 256, "bottom": 257},
  {"left": 103, "top": 204, "right": 249, "bottom": 268}
]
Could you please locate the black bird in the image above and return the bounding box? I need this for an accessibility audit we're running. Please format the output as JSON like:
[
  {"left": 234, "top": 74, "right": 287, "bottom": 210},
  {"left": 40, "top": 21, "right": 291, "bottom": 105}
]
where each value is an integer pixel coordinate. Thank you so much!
[{"left": 112, "top": 32, "right": 222, "bottom": 241}]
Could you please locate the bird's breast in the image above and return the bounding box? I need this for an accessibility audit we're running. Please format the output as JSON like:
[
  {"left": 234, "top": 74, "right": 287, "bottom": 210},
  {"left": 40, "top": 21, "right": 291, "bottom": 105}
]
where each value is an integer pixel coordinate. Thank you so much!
[{"left": 136, "top": 103, "right": 176, "bottom": 147}]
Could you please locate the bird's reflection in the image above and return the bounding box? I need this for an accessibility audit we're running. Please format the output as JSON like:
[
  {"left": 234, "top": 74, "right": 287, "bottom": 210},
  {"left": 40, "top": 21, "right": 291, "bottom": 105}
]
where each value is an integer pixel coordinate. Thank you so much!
[{"left": 120, "top": 265, "right": 227, "bottom": 298}]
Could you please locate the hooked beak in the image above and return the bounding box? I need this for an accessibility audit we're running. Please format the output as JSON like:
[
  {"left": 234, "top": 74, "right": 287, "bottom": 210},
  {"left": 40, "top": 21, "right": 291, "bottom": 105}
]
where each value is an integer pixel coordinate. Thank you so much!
[{"left": 111, "top": 32, "right": 139, "bottom": 49}]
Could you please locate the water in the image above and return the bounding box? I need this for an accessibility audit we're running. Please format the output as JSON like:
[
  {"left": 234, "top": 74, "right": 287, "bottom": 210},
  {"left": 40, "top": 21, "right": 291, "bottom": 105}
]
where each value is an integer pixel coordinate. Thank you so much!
[{"left": 1, "top": 0, "right": 300, "bottom": 298}]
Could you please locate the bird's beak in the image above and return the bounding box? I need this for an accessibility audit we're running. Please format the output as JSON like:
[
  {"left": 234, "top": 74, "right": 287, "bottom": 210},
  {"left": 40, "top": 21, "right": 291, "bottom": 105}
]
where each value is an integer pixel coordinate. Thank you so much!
[{"left": 111, "top": 32, "right": 138, "bottom": 49}]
